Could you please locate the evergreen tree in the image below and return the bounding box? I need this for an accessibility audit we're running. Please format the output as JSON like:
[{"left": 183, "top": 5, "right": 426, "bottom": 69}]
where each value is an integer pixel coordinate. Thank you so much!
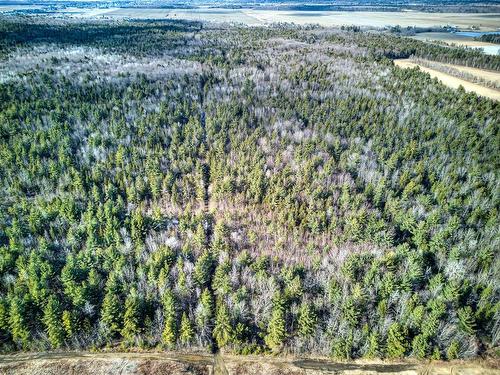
[
  {"left": 101, "top": 275, "right": 123, "bottom": 339},
  {"left": 446, "top": 340, "right": 460, "bottom": 360},
  {"left": 194, "top": 222, "right": 206, "bottom": 249},
  {"left": 264, "top": 293, "right": 286, "bottom": 352},
  {"left": 297, "top": 302, "right": 316, "bottom": 338},
  {"left": 9, "top": 296, "right": 30, "bottom": 349},
  {"left": 411, "top": 334, "right": 429, "bottom": 359},
  {"left": 431, "top": 347, "right": 441, "bottom": 360},
  {"left": 162, "top": 289, "right": 177, "bottom": 347},
  {"left": 121, "top": 288, "right": 142, "bottom": 344},
  {"left": 179, "top": 312, "right": 194, "bottom": 345},
  {"left": 386, "top": 323, "right": 408, "bottom": 359},
  {"left": 457, "top": 306, "right": 476, "bottom": 335},
  {"left": 331, "top": 331, "right": 354, "bottom": 360},
  {"left": 0, "top": 297, "right": 9, "bottom": 333},
  {"left": 213, "top": 300, "right": 232, "bottom": 348},
  {"left": 196, "top": 288, "right": 214, "bottom": 331},
  {"left": 193, "top": 250, "right": 214, "bottom": 287},
  {"left": 212, "top": 261, "right": 231, "bottom": 296},
  {"left": 131, "top": 207, "right": 145, "bottom": 245},
  {"left": 62, "top": 310, "right": 74, "bottom": 338},
  {"left": 365, "top": 332, "right": 380, "bottom": 358},
  {"left": 43, "top": 295, "right": 65, "bottom": 348}
]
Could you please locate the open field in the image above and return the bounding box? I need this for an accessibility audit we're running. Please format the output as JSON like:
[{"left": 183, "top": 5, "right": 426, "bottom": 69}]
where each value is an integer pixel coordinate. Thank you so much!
[
  {"left": 436, "top": 61, "right": 500, "bottom": 86},
  {"left": 394, "top": 59, "right": 500, "bottom": 101},
  {"left": 0, "top": 4, "right": 44, "bottom": 12},
  {"left": 108, "top": 9, "right": 499, "bottom": 30},
  {"left": 243, "top": 10, "right": 500, "bottom": 30},
  {"left": 2, "top": 6, "right": 499, "bottom": 30},
  {"left": 0, "top": 351, "right": 499, "bottom": 375}
]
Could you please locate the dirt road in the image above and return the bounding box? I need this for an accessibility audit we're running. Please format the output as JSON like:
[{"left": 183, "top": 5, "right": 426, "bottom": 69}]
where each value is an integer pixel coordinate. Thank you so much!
[
  {"left": 0, "top": 351, "right": 499, "bottom": 375},
  {"left": 394, "top": 59, "right": 500, "bottom": 101}
]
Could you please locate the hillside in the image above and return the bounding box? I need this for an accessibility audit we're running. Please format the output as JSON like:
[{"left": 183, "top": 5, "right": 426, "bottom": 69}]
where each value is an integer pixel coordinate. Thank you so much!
[{"left": 0, "top": 17, "right": 499, "bottom": 362}]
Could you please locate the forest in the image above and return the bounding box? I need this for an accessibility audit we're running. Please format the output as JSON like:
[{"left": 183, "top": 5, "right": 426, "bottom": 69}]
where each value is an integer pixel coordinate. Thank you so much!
[{"left": 0, "top": 17, "right": 498, "bottom": 361}]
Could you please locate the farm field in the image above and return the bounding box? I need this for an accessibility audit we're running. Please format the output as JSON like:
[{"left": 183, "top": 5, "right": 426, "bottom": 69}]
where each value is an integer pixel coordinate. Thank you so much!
[
  {"left": 3, "top": 6, "right": 499, "bottom": 30},
  {"left": 394, "top": 58, "right": 500, "bottom": 101},
  {"left": 242, "top": 10, "right": 500, "bottom": 30}
]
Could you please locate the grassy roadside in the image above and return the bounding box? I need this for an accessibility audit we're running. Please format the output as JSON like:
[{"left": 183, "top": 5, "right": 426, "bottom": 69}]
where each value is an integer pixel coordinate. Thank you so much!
[{"left": 0, "top": 350, "right": 499, "bottom": 374}]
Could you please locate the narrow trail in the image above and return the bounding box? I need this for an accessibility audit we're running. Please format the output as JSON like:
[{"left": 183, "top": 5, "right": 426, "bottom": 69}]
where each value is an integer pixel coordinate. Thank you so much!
[
  {"left": 198, "top": 76, "right": 221, "bottom": 371},
  {"left": 213, "top": 353, "right": 229, "bottom": 375},
  {"left": 199, "top": 77, "right": 212, "bottom": 243},
  {"left": 197, "top": 70, "right": 228, "bottom": 375}
]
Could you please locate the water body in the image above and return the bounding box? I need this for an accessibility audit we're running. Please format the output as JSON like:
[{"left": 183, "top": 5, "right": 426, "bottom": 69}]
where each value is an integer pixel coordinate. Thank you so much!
[
  {"left": 453, "top": 31, "right": 500, "bottom": 54},
  {"left": 455, "top": 31, "right": 500, "bottom": 37},
  {"left": 413, "top": 31, "right": 500, "bottom": 55}
]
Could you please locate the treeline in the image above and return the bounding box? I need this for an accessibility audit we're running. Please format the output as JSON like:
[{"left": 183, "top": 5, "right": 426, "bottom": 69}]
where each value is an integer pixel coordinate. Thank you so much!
[
  {"left": 477, "top": 33, "right": 500, "bottom": 44},
  {"left": 324, "top": 29, "right": 500, "bottom": 70},
  {"left": 0, "top": 18, "right": 498, "bottom": 360}
]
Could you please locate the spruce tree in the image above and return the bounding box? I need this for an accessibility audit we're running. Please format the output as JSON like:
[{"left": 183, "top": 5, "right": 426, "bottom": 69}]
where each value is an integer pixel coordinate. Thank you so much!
[
  {"left": 331, "top": 332, "right": 354, "bottom": 360},
  {"left": 386, "top": 323, "right": 408, "bottom": 359},
  {"left": 0, "top": 297, "right": 9, "bottom": 333},
  {"left": 212, "top": 261, "right": 231, "bottom": 296},
  {"left": 131, "top": 207, "right": 145, "bottom": 245},
  {"left": 213, "top": 300, "right": 232, "bottom": 348},
  {"left": 365, "top": 332, "right": 380, "bottom": 358},
  {"left": 411, "top": 334, "right": 429, "bottom": 359},
  {"left": 264, "top": 293, "right": 286, "bottom": 352},
  {"left": 43, "top": 295, "right": 65, "bottom": 348},
  {"left": 196, "top": 288, "right": 214, "bottom": 331},
  {"left": 121, "top": 288, "right": 142, "bottom": 344},
  {"left": 194, "top": 222, "right": 206, "bottom": 249},
  {"left": 457, "top": 306, "right": 476, "bottom": 335},
  {"left": 179, "top": 312, "right": 194, "bottom": 345},
  {"left": 446, "top": 340, "right": 460, "bottom": 360},
  {"left": 194, "top": 251, "right": 214, "bottom": 287},
  {"left": 62, "top": 310, "right": 74, "bottom": 338},
  {"left": 9, "top": 296, "right": 30, "bottom": 349},
  {"left": 162, "top": 289, "right": 177, "bottom": 347},
  {"left": 101, "top": 274, "right": 123, "bottom": 339},
  {"left": 298, "top": 302, "right": 316, "bottom": 338}
]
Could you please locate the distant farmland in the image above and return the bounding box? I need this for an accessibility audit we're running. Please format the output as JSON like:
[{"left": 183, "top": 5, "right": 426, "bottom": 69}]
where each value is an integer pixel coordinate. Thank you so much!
[{"left": 4, "top": 6, "right": 500, "bottom": 30}]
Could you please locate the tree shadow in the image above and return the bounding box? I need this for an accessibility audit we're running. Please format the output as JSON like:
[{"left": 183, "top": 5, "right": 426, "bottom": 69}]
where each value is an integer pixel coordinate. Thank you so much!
[
  {"left": 293, "top": 359, "right": 417, "bottom": 373},
  {"left": 0, "top": 19, "right": 202, "bottom": 56}
]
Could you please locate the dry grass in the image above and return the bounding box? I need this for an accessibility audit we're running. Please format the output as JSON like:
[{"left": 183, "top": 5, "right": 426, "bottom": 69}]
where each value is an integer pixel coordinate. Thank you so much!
[
  {"left": 394, "top": 59, "right": 500, "bottom": 101},
  {"left": 4, "top": 6, "right": 499, "bottom": 30},
  {"left": 243, "top": 10, "right": 500, "bottom": 30},
  {"left": 1, "top": 351, "right": 499, "bottom": 375},
  {"left": 436, "top": 61, "right": 500, "bottom": 86}
]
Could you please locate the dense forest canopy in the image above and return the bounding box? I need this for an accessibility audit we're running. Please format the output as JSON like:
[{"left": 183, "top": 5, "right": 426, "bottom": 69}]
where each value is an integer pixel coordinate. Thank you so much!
[{"left": 0, "top": 17, "right": 498, "bottom": 360}]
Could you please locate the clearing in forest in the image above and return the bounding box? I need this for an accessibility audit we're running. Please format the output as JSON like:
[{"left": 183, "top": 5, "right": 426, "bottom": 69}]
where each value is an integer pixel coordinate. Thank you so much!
[{"left": 394, "top": 59, "right": 500, "bottom": 101}]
